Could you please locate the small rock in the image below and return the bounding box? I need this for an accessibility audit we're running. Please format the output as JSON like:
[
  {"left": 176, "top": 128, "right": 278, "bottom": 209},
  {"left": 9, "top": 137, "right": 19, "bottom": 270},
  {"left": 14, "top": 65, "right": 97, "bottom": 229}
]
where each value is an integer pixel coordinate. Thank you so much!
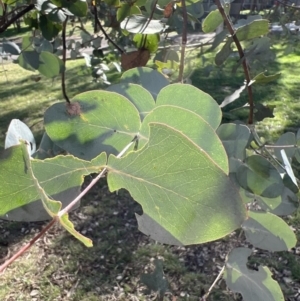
[
  {"left": 283, "top": 277, "right": 293, "bottom": 284},
  {"left": 30, "top": 290, "right": 39, "bottom": 297},
  {"left": 283, "top": 269, "right": 292, "bottom": 276}
]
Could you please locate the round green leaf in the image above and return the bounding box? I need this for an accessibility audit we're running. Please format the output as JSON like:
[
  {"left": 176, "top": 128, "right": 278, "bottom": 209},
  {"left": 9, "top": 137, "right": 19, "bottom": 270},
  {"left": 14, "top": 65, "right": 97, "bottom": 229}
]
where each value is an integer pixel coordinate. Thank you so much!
[
  {"left": 217, "top": 123, "right": 251, "bottom": 160},
  {"left": 202, "top": 9, "right": 223, "bottom": 33},
  {"left": 130, "top": 5, "right": 141, "bottom": 15},
  {"left": 107, "top": 123, "right": 246, "bottom": 245},
  {"left": 236, "top": 155, "right": 284, "bottom": 198},
  {"left": 274, "top": 132, "right": 296, "bottom": 160},
  {"left": 239, "top": 187, "right": 297, "bottom": 216},
  {"left": 48, "top": 8, "right": 67, "bottom": 23},
  {"left": 104, "top": 0, "right": 120, "bottom": 5},
  {"left": 38, "top": 51, "right": 63, "bottom": 78},
  {"left": 18, "top": 50, "right": 40, "bottom": 70},
  {"left": 44, "top": 91, "right": 141, "bottom": 160},
  {"left": 242, "top": 211, "right": 297, "bottom": 251},
  {"left": 62, "top": 0, "right": 87, "bottom": 17},
  {"left": 139, "top": 105, "right": 228, "bottom": 173},
  {"left": 117, "top": 3, "right": 131, "bottom": 22},
  {"left": 156, "top": 84, "right": 221, "bottom": 130},
  {"left": 133, "top": 33, "right": 160, "bottom": 53},
  {"left": 224, "top": 247, "right": 285, "bottom": 301},
  {"left": 3, "top": 41, "right": 21, "bottom": 55},
  {"left": 39, "top": 15, "right": 62, "bottom": 40},
  {"left": 106, "top": 83, "right": 155, "bottom": 120},
  {"left": 120, "top": 15, "right": 165, "bottom": 34},
  {"left": 120, "top": 67, "right": 169, "bottom": 99},
  {"left": 0, "top": 143, "right": 106, "bottom": 221},
  {"left": 215, "top": 39, "right": 233, "bottom": 66}
]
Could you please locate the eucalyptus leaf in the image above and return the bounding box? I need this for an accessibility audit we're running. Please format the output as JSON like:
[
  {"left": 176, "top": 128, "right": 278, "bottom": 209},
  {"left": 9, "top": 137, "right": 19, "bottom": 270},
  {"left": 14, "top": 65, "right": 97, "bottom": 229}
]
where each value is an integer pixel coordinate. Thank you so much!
[
  {"left": 217, "top": 123, "right": 251, "bottom": 160},
  {"left": 215, "top": 39, "right": 232, "bottom": 66},
  {"left": 202, "top": 5, "right": 229, "bottom": 33},
  {"left": 120, "top": 67, "right": 169, "bottom": 98},
  {"left": 139, "top": 105, "right": 228, "bottom": 173},
  {"left": 3, "top": 41, "right": 21, "bottom": 55},
  {"left": 253, "top": 71, "right": 281, "bottom": 85},
  {"left": 107, "top": 123, "right": 246, "bottom": 245},
  {"left": 133, "top": 33, "right": 160, "bottom": 53},
  {"left": 117, "top": 3, "right": 131, "bottom": 22},
  {"left": 156, "top": 84, "right": 221, "bottom": 130},
  {"left": 120, "top": 15, "right": 165, "bottom": 34},
  {"left": 236, "top": 155, "right": 284, "bottom": 198},
  {"left": 62, "top": 0, "right": 87, "bottom": 17},
  {"left": 44, "top": 91, "right": 141, "bottom": 160},
  {"left": 18, "top": 50, "right": 40, "bottom": 70},
  {"left": 224, "top": 247, "right": 284, "bottom": 301},
  {"left": 106, "top": 83, "right": 155, "bottom": 120},
  {"left": 5, "top": 119, "right": 36, "bottom": 155},
  {"left": 38, "top": 51, "right": 63, "bottom": 78},
  {"left": 239, "top": 187, "right": 297, "bottom": 216},
  {"left": 274, "top": 132, "right": 296, "bottom": 160},
  {"left": 0, "top": 144, "right": 107, "bottom": 220},
  {"left": 242, "top": 211, "right": 297, "bottom": 251}
]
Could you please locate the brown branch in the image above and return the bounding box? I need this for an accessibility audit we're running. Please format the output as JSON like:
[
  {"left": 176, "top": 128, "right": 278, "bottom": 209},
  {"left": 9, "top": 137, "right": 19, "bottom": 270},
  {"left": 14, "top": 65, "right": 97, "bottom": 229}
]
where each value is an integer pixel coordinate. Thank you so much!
[
  {"left": 215, "top": 0, "right": 254, "bottom": 124},
  {"left": 0, "top": 218, "right": 58, "bottom": 273},
  {"left": 62, "top": 16, "right": 70, "bottom": 104},
  {"left": 92, "top": 2, "right": 124, "bottom": 54},
  {"left": 0, "top": 4, "right": 34, "bottom": 34},
  {"left": 277, "top": 0, "right": 300, "bottom": 9},
  {"left": 142, "top": 0, "right": 158, "bottom": 33},
  {"left": 0, "top": 138, "right": 137, "bottom": 274},
  {"left": 178, "top": 0, "right": 187, "bottom": 83}
]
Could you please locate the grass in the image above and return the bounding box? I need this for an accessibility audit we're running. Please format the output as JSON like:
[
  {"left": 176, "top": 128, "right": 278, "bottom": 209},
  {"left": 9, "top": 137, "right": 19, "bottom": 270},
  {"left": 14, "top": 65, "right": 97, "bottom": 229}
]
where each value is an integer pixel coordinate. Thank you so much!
[
  {"left": 189, "top": 40, "right": 300, "bottom": 142},
  {"left": 0, "top": 58, "right": 120, "bottom": 149},
  {"left": 0, "top": 32, "right": 300, "bottom": 300},
  {"left": 0, "top": 20, "right": 95, "bottom": 40}
]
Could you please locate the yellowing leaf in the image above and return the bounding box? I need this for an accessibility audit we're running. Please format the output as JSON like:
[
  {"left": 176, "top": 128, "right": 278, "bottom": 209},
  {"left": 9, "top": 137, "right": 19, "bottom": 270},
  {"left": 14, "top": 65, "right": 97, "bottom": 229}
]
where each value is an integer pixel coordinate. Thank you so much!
[{"left": 60, "top": 213, "right": 93, "bottom": 247}]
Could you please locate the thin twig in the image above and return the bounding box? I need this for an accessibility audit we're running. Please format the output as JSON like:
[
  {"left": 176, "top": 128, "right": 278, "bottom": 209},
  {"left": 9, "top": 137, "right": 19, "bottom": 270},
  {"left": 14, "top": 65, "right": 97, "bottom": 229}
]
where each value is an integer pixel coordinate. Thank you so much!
[
  {"left": 142, "top": 0, "right": 158, "bottom": 33},
  {"left": 62, "top": 16, "right": 70, "bottom": 104},
  {"left": 92, "top": 2, "right": 124, "bottom": 54},
  {"left": 215, "top": 0, "right": 254, "bottom": 124},
  {"left": 1, "top": 59, "right": 8, "bottom": 83},
  {"left": 0, "top": 218, "right": 57, "bottom": 273},
  {"left": 58, "top": 137, "right": 137, "bottom": 216},
  {"left": 0, "top": 137, "right": 138, "bottom": 274},
  {"left": 73, "top": 25, "right": 91, "bottom": 37},
  {"left": 201, "top": 265, "right": 225, "bottom": 300},
  {"left": 277, "top": 0, "right": 300, "bottom": 9},
  {"left": 0, "top": 4, "right": 34, "bottom": 33},
  {"left": 178, "top": 0, "right": 187, "bottom": 83}
]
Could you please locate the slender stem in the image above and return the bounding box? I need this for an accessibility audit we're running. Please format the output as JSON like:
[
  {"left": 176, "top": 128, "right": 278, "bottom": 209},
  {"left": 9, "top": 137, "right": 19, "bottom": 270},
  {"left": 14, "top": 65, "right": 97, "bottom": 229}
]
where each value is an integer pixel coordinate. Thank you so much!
[
  {"left": 0, "top": 137, "right": 138, "bottom": 273},
  {"left": 58, "top": 137, "right": 137, "bottom": 217},
  {"left": 0, "top": 4, "right": 34, "bottom": 33},
  {"left": 92, "top": 2, "right": 124, "bottom": 54},
  {"left": 62, "top": 16, "right": 70, "bottom": 104},
  {"left": 178, "top": 0, "right": 187, "bottom": 83},
  {"left": 201, "top": 265, "right": 225, "bottom": 300},
  {"left": 1, "top": 59, "right": 8, "bottom": 83},
  {"left": 277, "top": 0, "right": 300, "bottom": 8},
  {"left": 215, "top": 0, "right": 254, "bottom": 124},
  {"left": 73, "top": 25, "right": 91, "bottom": 37},
  {"left": 0, "top": 218, "right": 57, "bottom": 273},
  {"left": 142, "top": 0, "right": 158, "bottom": 33}
]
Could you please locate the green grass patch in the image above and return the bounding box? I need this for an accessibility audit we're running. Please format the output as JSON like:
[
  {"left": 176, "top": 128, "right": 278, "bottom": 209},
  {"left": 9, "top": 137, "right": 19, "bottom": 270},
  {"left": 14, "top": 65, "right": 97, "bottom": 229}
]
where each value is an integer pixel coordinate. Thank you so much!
[
  {"left": 0, "top": 59, "right": 120, "bottom": 149},
  {"left": 190, "top": 41, "right": 300, "bottom": 141}
]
